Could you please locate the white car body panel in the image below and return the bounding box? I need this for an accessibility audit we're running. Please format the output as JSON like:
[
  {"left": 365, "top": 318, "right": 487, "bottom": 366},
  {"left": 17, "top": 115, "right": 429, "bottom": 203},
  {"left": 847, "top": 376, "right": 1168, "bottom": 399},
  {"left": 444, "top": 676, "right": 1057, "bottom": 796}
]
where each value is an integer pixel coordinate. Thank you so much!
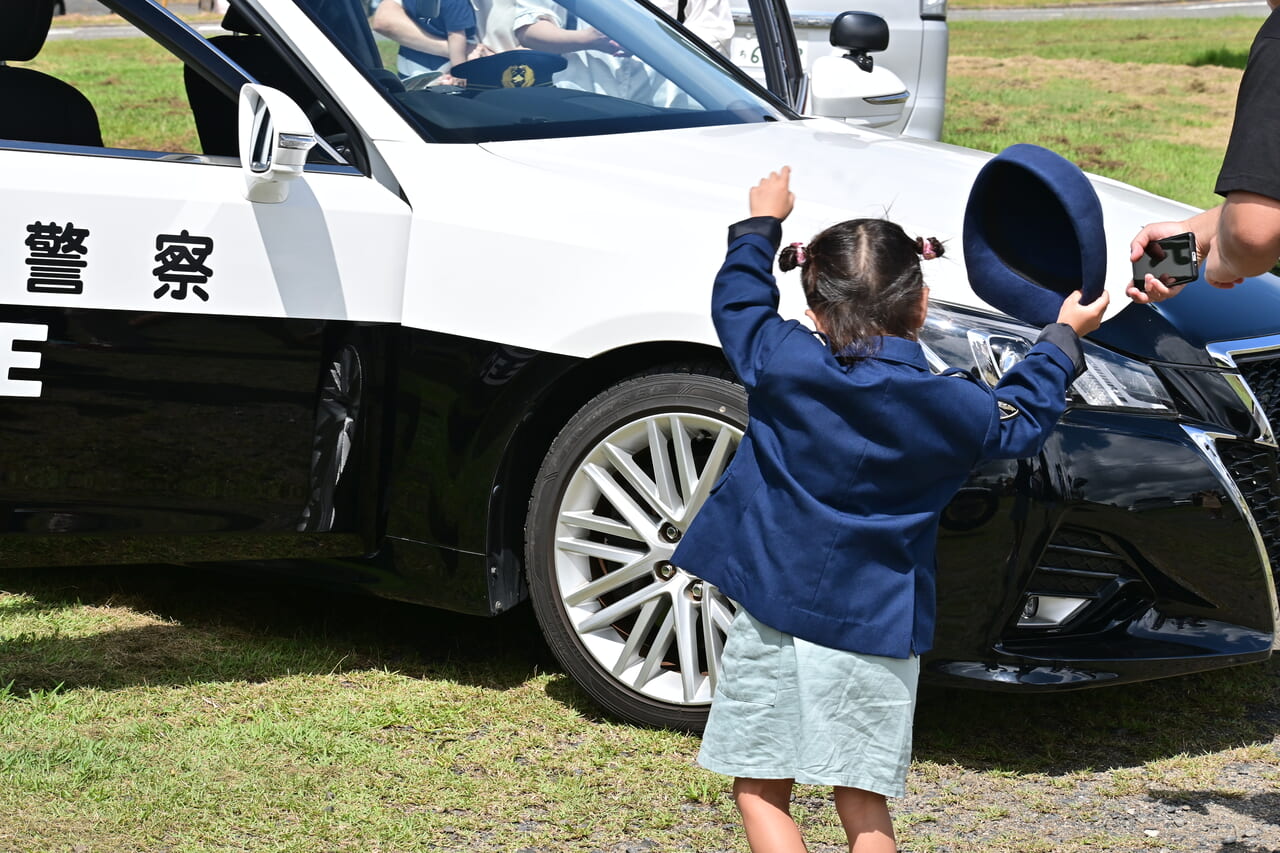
[{"left": 2, "top": 149, "right": 411, "bottom": 322}]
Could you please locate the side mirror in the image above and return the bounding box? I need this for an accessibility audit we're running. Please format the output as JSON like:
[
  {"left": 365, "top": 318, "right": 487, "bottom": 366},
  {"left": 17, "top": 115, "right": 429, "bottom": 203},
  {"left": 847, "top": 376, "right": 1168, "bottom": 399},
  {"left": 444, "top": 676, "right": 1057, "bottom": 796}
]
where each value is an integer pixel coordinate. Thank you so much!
[
  {"left": 829, "top": 11, "right": 889, "bottom": 72},
  {"left": 808, "top": 11, "right": 907, "bottom": 128},
  {"left": 238, "top": 84, "right": 317, "bottom": 204}
]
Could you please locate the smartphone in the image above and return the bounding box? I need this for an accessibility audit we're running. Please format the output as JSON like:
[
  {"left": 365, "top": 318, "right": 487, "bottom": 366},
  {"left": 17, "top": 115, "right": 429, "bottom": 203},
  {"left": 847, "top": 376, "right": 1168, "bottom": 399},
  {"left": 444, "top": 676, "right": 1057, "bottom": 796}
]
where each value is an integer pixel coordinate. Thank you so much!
[{"left": 1133, "top": 232, "right": 1199, "bottom": 290}]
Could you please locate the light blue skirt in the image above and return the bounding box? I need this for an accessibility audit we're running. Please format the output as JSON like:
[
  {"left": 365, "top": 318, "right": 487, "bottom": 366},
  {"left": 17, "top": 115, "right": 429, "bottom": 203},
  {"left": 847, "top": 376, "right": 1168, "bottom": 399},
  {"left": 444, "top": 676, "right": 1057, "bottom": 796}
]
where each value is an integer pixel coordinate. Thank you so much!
[{"left": 697, "top": 608, "right": 920, "bottom": 798}]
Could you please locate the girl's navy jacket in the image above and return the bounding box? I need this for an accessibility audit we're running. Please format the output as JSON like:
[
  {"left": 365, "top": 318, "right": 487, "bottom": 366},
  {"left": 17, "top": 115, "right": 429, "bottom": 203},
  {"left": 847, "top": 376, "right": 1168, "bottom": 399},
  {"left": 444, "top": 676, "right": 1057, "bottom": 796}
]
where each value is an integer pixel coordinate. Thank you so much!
[{"left": 672, "top": 217, "right": 1086, "bottom": 660}]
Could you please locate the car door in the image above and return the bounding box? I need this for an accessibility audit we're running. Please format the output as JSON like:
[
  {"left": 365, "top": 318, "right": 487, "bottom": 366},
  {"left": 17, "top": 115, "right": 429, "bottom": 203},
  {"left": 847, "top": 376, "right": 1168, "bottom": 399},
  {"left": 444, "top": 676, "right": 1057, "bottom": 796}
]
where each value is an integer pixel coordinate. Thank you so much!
[{"left": 0, "top": 0, "right": 410, "bottom": 563}]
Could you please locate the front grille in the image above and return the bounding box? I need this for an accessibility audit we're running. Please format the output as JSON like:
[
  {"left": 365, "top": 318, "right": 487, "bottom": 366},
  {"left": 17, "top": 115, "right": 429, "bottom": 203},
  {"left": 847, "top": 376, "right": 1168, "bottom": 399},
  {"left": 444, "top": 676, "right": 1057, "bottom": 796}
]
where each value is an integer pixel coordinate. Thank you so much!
[
  {"left": 1218, "top": 440, "right": 1280, "bottom": 581},
  {"left": 1030, "top": 528, "right": 1133, "bottom": 598},
  {"left": 1238, "top": 356, "right": 1280, "bottom": 430}
]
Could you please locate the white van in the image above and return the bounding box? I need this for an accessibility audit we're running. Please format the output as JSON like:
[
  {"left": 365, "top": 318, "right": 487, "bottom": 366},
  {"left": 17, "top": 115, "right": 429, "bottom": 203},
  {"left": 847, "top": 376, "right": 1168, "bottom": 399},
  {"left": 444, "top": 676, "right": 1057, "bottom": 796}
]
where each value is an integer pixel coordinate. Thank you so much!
[{"left": 730, "top": 0, "right": 948, "bottom": 138}]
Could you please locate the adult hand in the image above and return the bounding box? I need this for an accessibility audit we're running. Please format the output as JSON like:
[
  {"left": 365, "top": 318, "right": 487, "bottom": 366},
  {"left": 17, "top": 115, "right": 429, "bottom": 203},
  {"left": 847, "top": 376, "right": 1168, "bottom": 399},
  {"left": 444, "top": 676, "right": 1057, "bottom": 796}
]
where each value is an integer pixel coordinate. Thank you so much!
[
  {"left": 1127, "top": 207, "right": 1223, "bottom": 303},
  {"left": 1057, "top": 289, "right": 1109, "bottom": 337},
  {"left": 1128, "top": 220, "right": 1196, "bottom": 303},
  {"left": 749, "top": 166, "right": 794, "bottom": 221},
  {"left": 583, "top": 28, "right": 629, "bottom": 56},
  {"left": 1202, "top": 242, "right": 1245, "bottom": 290}
]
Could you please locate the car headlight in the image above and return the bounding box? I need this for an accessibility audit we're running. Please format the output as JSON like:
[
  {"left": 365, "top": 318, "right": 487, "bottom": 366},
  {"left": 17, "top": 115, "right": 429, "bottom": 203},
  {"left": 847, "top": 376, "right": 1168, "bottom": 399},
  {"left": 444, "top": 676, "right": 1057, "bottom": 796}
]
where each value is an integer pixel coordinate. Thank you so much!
[
  {"left": 920, "top": 0, "right": 947, "bottom": 20},
  {"left": 920, "top": 310, "right": 1175, "bottom": 413}
]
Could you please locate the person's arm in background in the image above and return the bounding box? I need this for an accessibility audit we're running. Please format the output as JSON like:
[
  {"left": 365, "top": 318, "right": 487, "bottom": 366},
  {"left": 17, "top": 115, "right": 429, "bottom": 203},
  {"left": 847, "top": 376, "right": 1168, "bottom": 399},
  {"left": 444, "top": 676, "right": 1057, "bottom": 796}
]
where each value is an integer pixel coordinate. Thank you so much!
[
  {"left": 371, "top": 0, "right": 450, "bottom": 59},
  {"left": 515, "top": 17, "right": 625, "bottom": 54}
]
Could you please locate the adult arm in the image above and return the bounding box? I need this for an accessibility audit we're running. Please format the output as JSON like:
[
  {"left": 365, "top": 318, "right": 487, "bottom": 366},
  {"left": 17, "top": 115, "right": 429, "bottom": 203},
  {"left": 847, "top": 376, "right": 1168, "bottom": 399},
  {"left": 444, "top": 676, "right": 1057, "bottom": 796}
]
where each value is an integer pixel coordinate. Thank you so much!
[
  {"left": 1208, "top": 191, "right": 1280, "bottom": 286},
  {"left": 371, "top": 0, "right": 450, "bottom": 58},
  {"left": 515, "top": 18, "right": 622, "bottom": 53}
]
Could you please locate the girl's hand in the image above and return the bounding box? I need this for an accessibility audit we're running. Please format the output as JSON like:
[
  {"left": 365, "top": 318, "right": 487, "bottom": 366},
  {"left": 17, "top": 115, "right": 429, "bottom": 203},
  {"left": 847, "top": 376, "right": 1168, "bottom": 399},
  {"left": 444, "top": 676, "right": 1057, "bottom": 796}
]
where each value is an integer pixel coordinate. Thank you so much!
[
  {"left": 1056, "top": 289, "right": 1109, "bottom": 337},
  {"left": 749, "top": 167, "right": 794, "bottom": 221}
]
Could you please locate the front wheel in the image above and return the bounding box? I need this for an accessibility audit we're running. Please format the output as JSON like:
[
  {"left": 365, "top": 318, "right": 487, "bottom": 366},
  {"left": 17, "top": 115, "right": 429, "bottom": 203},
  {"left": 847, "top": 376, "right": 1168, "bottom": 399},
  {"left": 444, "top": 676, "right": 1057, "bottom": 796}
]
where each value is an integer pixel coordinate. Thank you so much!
[{"left": 526, "top": 368, "right": 747, "bottom": 730}]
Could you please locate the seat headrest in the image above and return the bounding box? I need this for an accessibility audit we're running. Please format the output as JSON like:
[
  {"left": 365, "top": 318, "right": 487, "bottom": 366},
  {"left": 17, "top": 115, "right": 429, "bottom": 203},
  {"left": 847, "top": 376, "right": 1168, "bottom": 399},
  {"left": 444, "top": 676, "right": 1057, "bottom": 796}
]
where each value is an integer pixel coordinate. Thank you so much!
[
  {"left": 221, "top": 5, "right": 262, "bottom": 36},
  {"left": 1, "top": 0, "right": 56, "bottom": 63}
]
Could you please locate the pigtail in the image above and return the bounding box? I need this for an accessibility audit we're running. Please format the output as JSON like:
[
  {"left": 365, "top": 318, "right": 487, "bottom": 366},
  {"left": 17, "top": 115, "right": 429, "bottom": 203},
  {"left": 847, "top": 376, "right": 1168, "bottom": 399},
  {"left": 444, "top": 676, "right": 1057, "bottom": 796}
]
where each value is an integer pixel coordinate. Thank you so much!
[
  {"left": 778, "top": 242, "right": 808, "bottom": 272},
  {"left": 914, "top": 236, "right": 944, "bottom": 261}
]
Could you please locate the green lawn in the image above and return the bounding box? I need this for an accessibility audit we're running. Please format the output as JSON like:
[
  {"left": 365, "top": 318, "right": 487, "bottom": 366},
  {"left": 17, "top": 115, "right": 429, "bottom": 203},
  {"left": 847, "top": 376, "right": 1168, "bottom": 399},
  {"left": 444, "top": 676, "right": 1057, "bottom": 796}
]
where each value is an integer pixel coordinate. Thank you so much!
[{"left": 942, "top": 16, "right": 1263, "bottom": 207}]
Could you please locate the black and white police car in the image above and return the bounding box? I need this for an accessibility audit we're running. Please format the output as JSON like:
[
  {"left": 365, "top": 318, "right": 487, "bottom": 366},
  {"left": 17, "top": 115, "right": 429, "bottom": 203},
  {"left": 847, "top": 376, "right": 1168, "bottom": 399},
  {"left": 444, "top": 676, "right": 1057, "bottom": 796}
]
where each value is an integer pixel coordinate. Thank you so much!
[{"left": 3, "top": 0, "right": 1278, "bottom": 729}]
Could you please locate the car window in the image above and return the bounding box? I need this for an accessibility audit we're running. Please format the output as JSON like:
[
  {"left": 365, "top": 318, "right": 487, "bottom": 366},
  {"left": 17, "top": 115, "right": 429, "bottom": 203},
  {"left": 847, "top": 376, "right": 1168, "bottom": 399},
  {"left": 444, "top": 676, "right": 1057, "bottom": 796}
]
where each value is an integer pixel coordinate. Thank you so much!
[
  {"left": 2, "top": 2, "right": 354, "bottom": 169},
  {"left": 297, "top": 0, "right": 790, "bottom": 143},
  {"left": 3, "top": 21, "right": 201, "bottom": 155}
]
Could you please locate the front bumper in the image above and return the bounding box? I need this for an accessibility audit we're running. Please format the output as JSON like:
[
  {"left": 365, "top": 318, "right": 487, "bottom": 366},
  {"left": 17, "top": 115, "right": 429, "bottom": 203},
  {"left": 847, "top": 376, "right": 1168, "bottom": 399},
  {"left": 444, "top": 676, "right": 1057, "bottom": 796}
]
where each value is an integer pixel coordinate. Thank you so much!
[{"left": 926, "top": 407, "right": 1278, "bottom": 690}]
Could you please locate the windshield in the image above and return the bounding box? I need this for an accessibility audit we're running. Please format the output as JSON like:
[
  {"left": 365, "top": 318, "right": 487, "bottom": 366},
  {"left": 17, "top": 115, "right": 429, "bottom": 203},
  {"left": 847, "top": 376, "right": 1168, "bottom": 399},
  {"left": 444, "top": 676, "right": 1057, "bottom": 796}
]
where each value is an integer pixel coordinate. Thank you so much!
[{"left": 294, "top": 0, "right": 790, "bottom": 143}]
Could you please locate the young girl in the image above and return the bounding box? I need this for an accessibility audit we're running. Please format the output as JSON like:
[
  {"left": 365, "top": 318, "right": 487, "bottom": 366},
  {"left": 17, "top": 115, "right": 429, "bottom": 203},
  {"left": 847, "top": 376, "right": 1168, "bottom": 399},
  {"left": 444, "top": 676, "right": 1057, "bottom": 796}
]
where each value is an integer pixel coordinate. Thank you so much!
[{"left": 673, "top": 167, "right": 1108, "bottom": 853}]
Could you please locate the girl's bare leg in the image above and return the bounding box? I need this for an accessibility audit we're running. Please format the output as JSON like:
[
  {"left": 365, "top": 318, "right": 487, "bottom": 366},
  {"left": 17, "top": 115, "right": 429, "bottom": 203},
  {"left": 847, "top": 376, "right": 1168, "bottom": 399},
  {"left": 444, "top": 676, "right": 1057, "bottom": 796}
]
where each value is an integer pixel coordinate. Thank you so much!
[
  {"left": 833, "top": 786, "right": 896, "bottom": 853},
  {"left": 733, "top": 777, "right": 807, "bottom": 853}
]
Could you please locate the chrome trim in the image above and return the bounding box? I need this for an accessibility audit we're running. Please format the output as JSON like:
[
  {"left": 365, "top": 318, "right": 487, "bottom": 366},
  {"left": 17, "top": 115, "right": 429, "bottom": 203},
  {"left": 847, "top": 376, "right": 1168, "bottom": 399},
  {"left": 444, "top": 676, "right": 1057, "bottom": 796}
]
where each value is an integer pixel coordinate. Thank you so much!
[
  {"left": 1225, "top": 373, "right": 1278, "bottom": 447},
  {"left": 1205, "top": 335, "right": 1280, "bottom": 447},
  {"left": 1181, "top": 425, "right": 1280, "bottom": 638},
  {"left": 732, "top": 11, "right": 840, "bottom": 28},
  {"left": 1207, "top": 334, "right": 1280, "bottom": 368},
  {"left": 864, "top": 91, "right": 910, "bottom": 106}
]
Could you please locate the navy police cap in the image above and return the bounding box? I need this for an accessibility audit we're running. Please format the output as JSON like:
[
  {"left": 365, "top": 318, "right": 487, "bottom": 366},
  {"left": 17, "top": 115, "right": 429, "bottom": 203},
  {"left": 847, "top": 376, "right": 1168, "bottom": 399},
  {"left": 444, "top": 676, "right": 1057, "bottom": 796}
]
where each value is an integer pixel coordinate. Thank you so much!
[
  {"left": 963, "top": 143, "right": 1107, "bottom": 327},
  {"left": 453, "top": 50, "right": 567, "bottom": 90}
]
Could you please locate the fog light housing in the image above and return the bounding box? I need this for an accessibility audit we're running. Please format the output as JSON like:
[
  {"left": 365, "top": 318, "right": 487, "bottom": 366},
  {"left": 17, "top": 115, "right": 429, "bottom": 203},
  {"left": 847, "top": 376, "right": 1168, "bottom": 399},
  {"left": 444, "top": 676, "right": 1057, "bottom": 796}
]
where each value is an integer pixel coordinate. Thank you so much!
[{"left": 1018, "top": 594, "right": 1090, "bottom": 628}]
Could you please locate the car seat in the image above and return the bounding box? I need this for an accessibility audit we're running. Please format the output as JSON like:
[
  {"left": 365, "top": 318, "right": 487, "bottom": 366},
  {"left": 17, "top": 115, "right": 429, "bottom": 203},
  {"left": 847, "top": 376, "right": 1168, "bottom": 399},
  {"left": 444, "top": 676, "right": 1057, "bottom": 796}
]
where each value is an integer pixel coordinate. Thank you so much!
[
  {"left": 185, "top": 4, "right": 321, "bottom": 157},
  {"left": 0, "top": 0, "right": 103, "bottom": 147}
]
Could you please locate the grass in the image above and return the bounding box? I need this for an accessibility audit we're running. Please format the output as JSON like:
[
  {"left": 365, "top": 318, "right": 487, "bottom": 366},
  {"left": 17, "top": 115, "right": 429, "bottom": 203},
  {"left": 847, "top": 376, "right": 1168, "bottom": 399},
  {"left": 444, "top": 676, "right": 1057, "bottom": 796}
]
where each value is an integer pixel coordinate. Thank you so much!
[
  {"left": 943, "top": 16, "right": 1265, "bottom": 208},
  {"left": 0, "top": 565, "right": 743, "bottom": 851},
  {"left": 21, "top": 36, "right": 199, "bottom": 153},
  {"left": 3, "top": 563, "right": 1280, "bottom": 851},
  {"left": 948, "top": 16, "right": 1264, "bottom": 65}
]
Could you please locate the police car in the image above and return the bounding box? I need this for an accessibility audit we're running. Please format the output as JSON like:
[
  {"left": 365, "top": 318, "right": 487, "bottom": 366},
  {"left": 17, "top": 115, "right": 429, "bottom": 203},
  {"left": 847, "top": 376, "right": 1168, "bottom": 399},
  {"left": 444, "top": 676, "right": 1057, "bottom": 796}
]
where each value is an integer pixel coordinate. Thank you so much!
[{"left": 4, "top": 0, "right": 1279, "bottom": 730}]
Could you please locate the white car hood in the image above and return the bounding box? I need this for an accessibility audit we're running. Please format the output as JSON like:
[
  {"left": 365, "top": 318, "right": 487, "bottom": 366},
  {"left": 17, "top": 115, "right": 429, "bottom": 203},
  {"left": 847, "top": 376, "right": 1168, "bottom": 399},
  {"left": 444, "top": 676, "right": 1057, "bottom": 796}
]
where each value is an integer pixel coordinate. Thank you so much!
[
  {"left": 397, "top": 118, "right": 1197, "bottom": 358},
  {"left": 480, "top": 118, "right": 1193, "bottom": 327}
]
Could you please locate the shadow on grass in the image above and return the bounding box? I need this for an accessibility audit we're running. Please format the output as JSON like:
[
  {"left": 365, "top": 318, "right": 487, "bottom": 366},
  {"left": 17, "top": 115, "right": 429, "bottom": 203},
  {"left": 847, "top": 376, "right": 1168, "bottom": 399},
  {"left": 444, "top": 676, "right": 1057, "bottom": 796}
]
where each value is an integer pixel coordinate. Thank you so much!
[
  {"left": 4, "top": 563, "right": 1280, "bottom": 777},
  {"left": 913, "top": 656, "right": 1280, "bottom": 774},
  {"left": 1151, "top": 788, "right": 1280, "bottom": 838},
  {"left": 0, "top": 562, "right": 559, "bottom": 695}
]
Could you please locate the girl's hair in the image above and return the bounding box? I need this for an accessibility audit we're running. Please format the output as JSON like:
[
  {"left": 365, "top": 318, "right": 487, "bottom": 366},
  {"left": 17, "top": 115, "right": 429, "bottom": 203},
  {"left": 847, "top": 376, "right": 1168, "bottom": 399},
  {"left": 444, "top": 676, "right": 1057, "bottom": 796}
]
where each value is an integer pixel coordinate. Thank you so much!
[{"left": 778, "top": 218, "right": 943, "bottom": 362}]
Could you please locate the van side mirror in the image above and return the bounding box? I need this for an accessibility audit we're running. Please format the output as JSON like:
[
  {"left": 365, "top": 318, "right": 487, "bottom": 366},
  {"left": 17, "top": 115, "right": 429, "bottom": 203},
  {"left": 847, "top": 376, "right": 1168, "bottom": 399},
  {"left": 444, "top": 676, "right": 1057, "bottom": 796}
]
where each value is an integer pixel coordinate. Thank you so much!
[
  {"left": 238, "top": 84, "right": 317, "bottom": 204},
  {"left": 809, "top": 12, "right": 907, "bottom": 128},
  {"left": 830, "top": 11, "right": 890, "bottom": 72}
]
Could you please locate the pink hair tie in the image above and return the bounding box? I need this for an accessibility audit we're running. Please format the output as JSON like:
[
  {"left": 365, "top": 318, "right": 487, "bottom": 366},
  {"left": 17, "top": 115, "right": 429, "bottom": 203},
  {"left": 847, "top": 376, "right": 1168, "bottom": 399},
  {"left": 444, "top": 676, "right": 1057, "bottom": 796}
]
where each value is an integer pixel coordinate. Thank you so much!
[{"left": 790, "top": 242, "right": 807, "bottom": 265}]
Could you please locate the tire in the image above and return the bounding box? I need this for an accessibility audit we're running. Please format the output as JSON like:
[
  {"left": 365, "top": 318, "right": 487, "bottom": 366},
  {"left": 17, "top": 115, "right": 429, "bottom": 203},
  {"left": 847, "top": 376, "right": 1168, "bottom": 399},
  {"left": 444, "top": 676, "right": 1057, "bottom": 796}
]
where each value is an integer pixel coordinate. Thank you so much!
[{"left": 526, "top": 367, "right": 747, "bottom": 731}]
